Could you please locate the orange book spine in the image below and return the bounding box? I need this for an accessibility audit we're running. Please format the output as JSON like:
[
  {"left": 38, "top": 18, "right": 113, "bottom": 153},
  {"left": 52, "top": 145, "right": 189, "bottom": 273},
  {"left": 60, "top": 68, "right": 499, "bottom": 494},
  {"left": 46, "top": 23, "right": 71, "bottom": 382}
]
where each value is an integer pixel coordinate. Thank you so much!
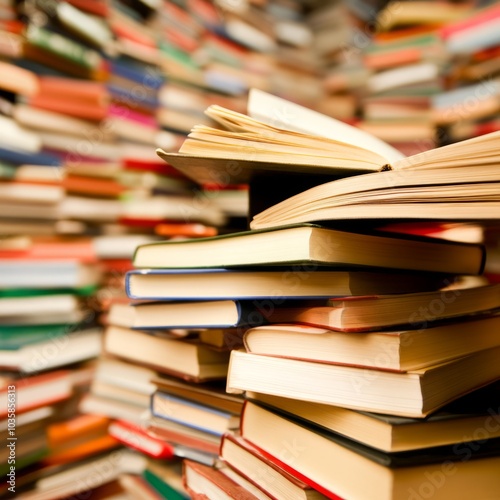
[
  {"left": 38, "top": 77, "right": 108, "bottom": 103},
  {"left": 47, "top": 414, "right": 112, "bottom": 447},
  {"left": 28, "top": 95, "right": 108, "bottom": 121},
  {"left": 43, "top": 434, "right": 120, "bottom": 466}
]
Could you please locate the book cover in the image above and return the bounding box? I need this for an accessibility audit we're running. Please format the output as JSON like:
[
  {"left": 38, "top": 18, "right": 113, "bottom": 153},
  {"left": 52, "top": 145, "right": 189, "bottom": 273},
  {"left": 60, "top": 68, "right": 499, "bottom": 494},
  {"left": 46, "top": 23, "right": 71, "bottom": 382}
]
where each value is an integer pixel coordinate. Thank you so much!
[
  {"left": 132, "top": 223, "right": 484, "bottom": 275},
  {"left": 125, "top": 268, "right": 449, "bottom": 301}
]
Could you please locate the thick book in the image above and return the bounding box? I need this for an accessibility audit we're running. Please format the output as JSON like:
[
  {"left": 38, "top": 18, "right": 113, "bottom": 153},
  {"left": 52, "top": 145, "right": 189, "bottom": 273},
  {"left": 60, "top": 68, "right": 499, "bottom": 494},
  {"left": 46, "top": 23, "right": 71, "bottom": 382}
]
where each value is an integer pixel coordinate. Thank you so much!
[
  {"left": 226, "top": 346, "right": 500, "bottom": 418},
  {"left": 131, "top": 224, "right": 485, "bottom": 275},
  {"left": 239, "top": 401, "right": 500, "bottom": 500},
  {"left": 156, "top": 89, "right": 500, "bottom": 222},
  {"left": 103, "top": 325, "right": 230, "bottom": 382},
  {"left": 266, "top": 281, "right": 500, "bottom": 331},
  {"left": 242, "top": 314, "right": 500, "bottom": 371},
  {"left": 220, "top": 433, "right": 328, "bottom": 500},
  {"left": 246, "top": 380, "right": 500, "bottom": 453},
  {"left": 125, "top": 268, "right": 449, "bottom": 301}
]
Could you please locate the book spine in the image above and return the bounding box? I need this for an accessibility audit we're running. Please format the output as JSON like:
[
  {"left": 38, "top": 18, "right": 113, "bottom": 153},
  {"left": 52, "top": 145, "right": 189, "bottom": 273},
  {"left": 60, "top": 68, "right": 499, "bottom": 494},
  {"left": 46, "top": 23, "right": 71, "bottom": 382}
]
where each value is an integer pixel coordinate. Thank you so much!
[
  {"left": 440, "top": 4, "right": 500, "bottom": 39},
  {"left": 25, "top": 25, "right": 103, "bottom": 71},
  {"left": 0, "top": 146, "right": 61, "bottom": 167}
]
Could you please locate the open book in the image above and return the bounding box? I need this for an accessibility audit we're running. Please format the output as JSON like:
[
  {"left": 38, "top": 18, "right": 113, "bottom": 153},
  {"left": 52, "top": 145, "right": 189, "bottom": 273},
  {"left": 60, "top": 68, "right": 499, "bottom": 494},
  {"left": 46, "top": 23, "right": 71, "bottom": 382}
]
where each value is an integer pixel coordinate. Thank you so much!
[
  {"left": 157, "top": 89, "right": 500, "bottom": 223},
  {"left": 157, "top": 88, "right": 500, "bottom": 183}
]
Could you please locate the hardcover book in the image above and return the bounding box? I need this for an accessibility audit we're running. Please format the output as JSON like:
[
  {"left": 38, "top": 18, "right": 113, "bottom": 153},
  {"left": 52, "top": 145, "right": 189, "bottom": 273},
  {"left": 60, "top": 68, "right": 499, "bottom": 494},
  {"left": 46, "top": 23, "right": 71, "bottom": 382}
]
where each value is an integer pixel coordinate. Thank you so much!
[
  {"left": 226, "top": 345, "right": 500, "bottom": 418},
  {"left": 125, "top": 268, "right": 450, "bottom": 301},
  {"left": 132, "top": 223, "right": 485, "bottom": 275},
  {"left": 239, "top": 401, "right": 500, "bottom": 500}
]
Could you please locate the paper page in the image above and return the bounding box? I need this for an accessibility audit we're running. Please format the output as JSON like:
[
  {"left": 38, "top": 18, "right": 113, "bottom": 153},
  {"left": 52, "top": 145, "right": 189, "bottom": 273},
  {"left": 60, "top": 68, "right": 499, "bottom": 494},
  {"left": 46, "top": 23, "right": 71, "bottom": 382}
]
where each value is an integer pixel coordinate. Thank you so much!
[{"left": 247, "top": 88, "right": 405, "bottom": 165}]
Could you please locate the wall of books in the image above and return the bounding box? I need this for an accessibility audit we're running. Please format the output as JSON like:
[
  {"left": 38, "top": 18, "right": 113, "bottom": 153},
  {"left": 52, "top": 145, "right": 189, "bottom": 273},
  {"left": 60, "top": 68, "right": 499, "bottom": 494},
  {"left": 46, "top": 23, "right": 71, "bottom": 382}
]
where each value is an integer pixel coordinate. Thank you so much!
[{"left": 1, "top": 0, "right": 500, "bottom": 498}]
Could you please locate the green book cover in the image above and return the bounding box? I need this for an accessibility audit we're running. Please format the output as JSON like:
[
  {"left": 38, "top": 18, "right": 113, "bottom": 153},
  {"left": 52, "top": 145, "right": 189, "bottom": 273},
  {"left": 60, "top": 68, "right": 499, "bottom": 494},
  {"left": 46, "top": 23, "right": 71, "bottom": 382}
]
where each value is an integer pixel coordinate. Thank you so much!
[
  {"left": 143, "top": 468, "right": 190, "bottom": 500},
  {"left": 25, "top": 24, "right": 102, "bottom": 70},
  {"left": 0, "top": 285, "right": 98, "bottom": 298}
]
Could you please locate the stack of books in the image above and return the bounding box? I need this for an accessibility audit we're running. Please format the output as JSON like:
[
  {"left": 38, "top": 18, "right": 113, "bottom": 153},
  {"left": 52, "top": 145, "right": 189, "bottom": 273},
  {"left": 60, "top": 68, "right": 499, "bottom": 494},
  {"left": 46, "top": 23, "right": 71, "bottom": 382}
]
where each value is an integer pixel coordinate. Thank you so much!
[
  {"left": 358, "top": 0, "right": 457, "bottom": 155},
  {"left": 150, "top": 91, "right": 500, "bottom": 497},
  {"left": 433, "top": 2, "right": 500, "bottom": 142}
]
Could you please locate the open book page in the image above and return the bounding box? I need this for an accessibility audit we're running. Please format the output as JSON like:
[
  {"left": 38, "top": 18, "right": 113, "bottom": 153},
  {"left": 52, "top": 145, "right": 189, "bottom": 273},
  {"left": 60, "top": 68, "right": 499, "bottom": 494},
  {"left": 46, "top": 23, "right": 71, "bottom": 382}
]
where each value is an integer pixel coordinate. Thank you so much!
[
  {"left": 247, "top": 88, "right": 405, "bottom": 165},
  {"left": 249, "top": 165, "right": 500, "bottom": 229},
  {"left": 392, "top": 129, "right": 500, "bottom": 170}
]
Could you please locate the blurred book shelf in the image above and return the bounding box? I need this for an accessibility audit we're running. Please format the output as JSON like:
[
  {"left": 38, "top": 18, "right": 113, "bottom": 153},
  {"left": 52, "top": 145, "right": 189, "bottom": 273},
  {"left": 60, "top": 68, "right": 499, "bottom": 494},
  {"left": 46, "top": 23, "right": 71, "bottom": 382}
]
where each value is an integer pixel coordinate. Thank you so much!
[{"left": 1, "top": 0, "right": 500, "bottom": 498}]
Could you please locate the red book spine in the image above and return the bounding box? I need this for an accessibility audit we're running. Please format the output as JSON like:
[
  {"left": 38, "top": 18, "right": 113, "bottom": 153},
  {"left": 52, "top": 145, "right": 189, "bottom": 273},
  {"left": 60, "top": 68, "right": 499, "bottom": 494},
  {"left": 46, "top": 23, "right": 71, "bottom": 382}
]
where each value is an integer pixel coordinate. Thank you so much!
[{"left": 108, "top": 420, "right": 175, "bottom": 460}]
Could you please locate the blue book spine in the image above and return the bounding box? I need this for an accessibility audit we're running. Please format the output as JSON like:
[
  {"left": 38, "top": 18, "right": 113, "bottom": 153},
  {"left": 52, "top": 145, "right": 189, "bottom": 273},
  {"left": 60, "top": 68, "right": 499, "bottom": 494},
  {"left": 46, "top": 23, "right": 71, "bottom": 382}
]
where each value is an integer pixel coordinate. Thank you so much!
[
  {"left": 109, "top": 60, "right": 165, "bottom": 89},
  {"left": 0, "top": 147, "right": 62, "bottom": 167}
]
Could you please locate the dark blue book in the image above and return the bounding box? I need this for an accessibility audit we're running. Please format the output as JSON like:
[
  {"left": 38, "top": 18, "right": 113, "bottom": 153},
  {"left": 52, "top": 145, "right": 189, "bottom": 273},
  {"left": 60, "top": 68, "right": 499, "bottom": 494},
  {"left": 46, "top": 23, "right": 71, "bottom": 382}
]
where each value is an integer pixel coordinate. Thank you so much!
[
  {"left": 107, "top": 84, "right": 160, "bottom": 110},
  {"left": 0, "top": 147, "right": 62, "bottom": 167},
  {"left": 109, "top": 59, "right": 164, "bottom": 89}
]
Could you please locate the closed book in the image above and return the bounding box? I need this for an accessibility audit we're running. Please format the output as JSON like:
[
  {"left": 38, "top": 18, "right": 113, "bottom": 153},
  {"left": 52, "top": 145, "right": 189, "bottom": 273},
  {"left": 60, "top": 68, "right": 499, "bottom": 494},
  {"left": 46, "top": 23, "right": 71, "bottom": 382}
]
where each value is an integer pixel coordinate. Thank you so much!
[
  {"left": 103, "top": 325, "right": 230, "bottom": 382},
  {"left": 0, "top": 370, "right": 74, "bottom": 417},
  {"left": 183, "top": 459, "right": 260, "bottom": 500},
  {"left": 125, "top": 268, "right": 448, "bottom": 301},
  {"left": 0, "top": 146, "right": 61, "bottom": 166},
  {"left": 220, "top": 433, "right": 328, "bottom": 500},
  {"left": 147, "top": 415, "right": 221, "bottom": 456},
  {"left": 0, "top": 327, "right": 102, "bottom": 373},
  {"left": 132, "top": 224, "right": 484, "bottom": 275},
  {"left": 227, "top": 346, "right": 500, "bottom": 418},
  {"left": 267, "top": 281, "right": 500, "bottom": 332},
  {"left": 0, "top": 293, "right": 82, "bottom": 325},
  {"left": 151, "top": 391, "right": 240, "bottom": 437},
  {"left": 142, "top": 461, "right": 190, "bottom": 500},
  {"left": 115, "top": 299, "right": 319, "bottom": 330},
  {"left": 0, "top": 260, "right": 102, "bottom": 289},
  {"left": 152, "top": 375, "right": 244, "bottom": 415},
  {"left": 242, "top": 314, "right": 500, "bottom": 371},
  {"left": 240, "top": 401, "right": 500, "bottom": 500},
  {"left": 246, "top": 380, "right": 500, "bottom": 453},
  {"left": 108, "top": 420, "right": 175, "bottom": 460}
]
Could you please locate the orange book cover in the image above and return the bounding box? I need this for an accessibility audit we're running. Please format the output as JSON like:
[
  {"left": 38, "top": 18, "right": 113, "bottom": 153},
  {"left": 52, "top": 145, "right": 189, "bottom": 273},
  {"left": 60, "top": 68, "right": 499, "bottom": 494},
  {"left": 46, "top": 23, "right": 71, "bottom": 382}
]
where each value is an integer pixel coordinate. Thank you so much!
[
  {"left": 0, "top": 237, "right": 98, "bottom": 263},
  {"left": 63, "top": 175, "right": 127, "bottom": 198},
  {"left": 47, "top": 414, "right": 111, "bottom": 448},
  {"left": 43, "top": 434, "right": 120, "bottom": 466},
  {"left": 38, "top": 77, "right": 107, "bottom": 103},
  {"left": 28, "top": 94, "right": 108, "bottom": 121}
]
